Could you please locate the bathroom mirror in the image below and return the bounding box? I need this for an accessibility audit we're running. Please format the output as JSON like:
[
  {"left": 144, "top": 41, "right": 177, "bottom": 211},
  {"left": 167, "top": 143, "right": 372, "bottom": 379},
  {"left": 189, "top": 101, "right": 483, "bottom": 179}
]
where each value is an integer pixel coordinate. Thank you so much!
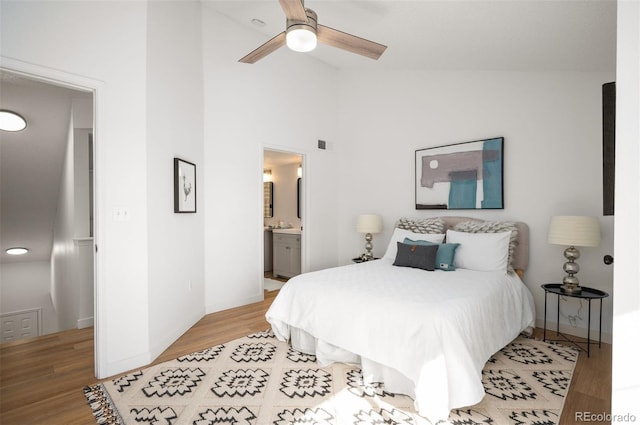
[{"left": 264, "top": 182, "right": 273, "bottom": 218}]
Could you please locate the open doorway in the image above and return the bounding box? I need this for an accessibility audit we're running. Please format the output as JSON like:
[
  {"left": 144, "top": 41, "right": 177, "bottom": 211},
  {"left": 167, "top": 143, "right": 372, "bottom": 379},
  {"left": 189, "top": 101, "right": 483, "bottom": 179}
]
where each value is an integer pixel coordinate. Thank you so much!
[
  {"left": 263, "top": 149, "right": 303, "bottom": 292},
  {"left": 0, "top": 69, "right": 96, "bottom": 355}
]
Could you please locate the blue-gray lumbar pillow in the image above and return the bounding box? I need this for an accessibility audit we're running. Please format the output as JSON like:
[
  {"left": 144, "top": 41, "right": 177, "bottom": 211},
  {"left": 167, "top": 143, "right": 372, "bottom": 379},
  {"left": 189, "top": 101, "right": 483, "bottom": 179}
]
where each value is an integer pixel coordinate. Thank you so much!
[{"left": 393, "top": 242, "right": 438, "bottom": 271}]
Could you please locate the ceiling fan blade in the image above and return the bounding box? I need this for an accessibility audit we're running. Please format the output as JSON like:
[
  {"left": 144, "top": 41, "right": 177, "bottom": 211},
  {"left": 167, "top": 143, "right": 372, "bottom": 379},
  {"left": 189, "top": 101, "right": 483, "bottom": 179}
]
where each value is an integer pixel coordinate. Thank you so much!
[
  {"left": 317, "top": 25, "right": 387, "bottom": 60},
  {"left": 279, "top": 0, "right": 308, "bottom": 22},
  {"left": 239, "top": 32, "right": 287, "bottom": 64}
]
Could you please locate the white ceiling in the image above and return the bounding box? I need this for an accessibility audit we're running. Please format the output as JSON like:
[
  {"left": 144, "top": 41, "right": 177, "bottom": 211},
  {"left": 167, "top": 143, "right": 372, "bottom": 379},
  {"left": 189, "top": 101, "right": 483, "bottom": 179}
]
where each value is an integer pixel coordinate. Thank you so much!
[
  {"left": 0, "top": 71, "right": 91, "bottom": 264},
  {"left": 0, "top": 0, "right": 616, "bottom": 263},
  {"left": 206, "top": 0, "right": 616, "bottom": 72}
]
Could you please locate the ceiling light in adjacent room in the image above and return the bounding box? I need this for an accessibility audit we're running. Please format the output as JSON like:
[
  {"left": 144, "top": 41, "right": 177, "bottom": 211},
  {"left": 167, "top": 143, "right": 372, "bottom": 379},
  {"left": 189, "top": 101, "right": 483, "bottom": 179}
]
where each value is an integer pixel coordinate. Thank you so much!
[
  {"left": 0, "top": 110, "right": 27, "bottom": 132},
  {"left": 6, "top": 247, "right": 29, "bottom": 255}
]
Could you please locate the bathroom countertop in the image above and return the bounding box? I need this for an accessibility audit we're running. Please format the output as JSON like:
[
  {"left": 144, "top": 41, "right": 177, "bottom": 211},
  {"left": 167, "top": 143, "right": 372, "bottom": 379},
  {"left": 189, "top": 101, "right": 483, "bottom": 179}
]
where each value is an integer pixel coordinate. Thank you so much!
[{"left": 272, "top": 228, "right": 301, "bottom": 235}]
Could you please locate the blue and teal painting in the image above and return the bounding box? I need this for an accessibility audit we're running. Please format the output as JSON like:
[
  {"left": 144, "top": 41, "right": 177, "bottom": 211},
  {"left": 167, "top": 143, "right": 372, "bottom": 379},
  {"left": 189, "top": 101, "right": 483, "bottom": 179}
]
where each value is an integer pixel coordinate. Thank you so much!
[{"left": 416, "top": 137, "right": 503, "bottom": 209}]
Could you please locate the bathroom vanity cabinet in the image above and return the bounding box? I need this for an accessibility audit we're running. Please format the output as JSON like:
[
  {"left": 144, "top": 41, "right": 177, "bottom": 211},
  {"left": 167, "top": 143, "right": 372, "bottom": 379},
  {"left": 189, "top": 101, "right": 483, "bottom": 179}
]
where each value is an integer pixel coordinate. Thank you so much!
[
  {"left": 273, "top": 232, "right": 301, "bottom": 279},
  {"left": 264, "top": 229, "right": 273, "bottom": 272}
]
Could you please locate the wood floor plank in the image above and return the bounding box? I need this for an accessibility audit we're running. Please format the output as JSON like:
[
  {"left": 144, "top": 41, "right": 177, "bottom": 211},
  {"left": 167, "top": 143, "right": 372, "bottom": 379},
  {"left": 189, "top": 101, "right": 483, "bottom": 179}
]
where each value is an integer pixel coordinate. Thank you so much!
[{"left": 0, "top": 290, "right": 611, "bottom": 425}]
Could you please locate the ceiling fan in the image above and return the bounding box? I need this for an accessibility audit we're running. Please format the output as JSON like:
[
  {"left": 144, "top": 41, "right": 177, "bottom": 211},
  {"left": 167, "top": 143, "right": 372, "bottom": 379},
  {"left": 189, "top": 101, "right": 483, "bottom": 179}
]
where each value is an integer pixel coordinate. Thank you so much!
[{"left": 239, "top": 0, "right": 387, "bottom": 64}]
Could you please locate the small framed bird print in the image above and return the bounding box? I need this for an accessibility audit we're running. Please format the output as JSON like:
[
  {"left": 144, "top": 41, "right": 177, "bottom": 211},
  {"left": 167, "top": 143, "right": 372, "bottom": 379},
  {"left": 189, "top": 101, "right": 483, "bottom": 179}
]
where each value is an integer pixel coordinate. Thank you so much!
[{"left": 174, "top": 158, "right": 196, "bottom": 213}]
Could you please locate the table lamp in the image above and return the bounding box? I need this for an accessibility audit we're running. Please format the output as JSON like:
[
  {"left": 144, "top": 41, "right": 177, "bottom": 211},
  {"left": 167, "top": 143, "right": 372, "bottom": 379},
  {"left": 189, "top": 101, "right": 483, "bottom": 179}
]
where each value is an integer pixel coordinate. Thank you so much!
[
  {"left": 547, "top": 215, "right": 600, "bottom": 294},
  {"left": 356, "top": 214, "right": 383, "bottom": 260}
]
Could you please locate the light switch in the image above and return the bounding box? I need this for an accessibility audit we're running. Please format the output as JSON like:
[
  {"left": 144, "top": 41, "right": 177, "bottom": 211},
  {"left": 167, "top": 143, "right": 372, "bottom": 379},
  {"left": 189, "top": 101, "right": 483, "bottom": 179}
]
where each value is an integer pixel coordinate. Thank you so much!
[{"left": 113, "top": 207, "right": 130, "bottom": 221}]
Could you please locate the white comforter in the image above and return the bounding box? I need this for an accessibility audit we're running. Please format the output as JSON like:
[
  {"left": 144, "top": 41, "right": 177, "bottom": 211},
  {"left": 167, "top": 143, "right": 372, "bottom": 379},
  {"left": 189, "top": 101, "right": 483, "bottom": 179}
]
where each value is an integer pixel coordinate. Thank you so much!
[{"left": 265, "top": 258, "right": 535, "bottom": 423}]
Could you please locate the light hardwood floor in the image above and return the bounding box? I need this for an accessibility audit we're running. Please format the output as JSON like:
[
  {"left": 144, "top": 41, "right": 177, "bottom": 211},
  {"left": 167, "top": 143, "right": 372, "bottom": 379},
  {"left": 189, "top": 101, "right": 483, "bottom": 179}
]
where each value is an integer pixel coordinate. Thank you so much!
[{"left": 1, "top": 289, "right": 611, "bottom": 425}]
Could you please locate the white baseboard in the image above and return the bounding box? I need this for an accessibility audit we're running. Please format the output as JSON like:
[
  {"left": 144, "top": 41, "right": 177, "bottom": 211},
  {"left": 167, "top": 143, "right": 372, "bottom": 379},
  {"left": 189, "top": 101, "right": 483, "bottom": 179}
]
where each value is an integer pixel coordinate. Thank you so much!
[
  {"left": 100, "top": 351, "right": 152, "bottom": 380},
  {"left": 206, "top": 293, "right": 265, "bottom": 315},
  {"left": 77, "top": 316, "right": 94, "bottom": 329},
  {"left": 149, "top": 309, "right": 204, "bottom": 361},
  {"left": 535, "top": 318, "right": 612, "bottom": 344}
]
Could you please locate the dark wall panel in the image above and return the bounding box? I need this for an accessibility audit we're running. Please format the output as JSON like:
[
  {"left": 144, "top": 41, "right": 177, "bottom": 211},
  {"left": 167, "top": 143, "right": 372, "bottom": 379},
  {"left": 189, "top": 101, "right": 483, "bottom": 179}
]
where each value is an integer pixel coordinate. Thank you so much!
[{"left": 602, "top": 82, "right": 615, "bottom": 216}]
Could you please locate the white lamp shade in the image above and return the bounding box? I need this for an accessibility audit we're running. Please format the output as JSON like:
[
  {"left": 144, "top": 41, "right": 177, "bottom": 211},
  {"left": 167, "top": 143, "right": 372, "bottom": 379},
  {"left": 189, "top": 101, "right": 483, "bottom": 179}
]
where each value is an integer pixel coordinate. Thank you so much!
[
  {"left": 548, "top": 216, "right": 601, "bottom": 247},
  {"left": 356, "top": 214, "right": 383, "bottom": 234}
]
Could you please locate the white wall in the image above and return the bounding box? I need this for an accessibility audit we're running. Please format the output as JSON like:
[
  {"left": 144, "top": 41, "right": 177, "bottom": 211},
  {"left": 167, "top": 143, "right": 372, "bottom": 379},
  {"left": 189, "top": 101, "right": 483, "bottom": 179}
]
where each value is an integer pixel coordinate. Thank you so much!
[
  {"left": 336, "top": 69, "right": 616, "bottom": 341},
  {"left": 73, "top": 128, "right": 91, "bottom": 237},
  {"left": 0, "top": 261, "right": 58, "bottom": 335},
  {"left": 201, "top": 7, "right": 340, "bottom": 313},
  {"left": 73, "top": 127, "right": 94, "bottom": 329},
  {"left": 612, "top": 0, "right": 640, "bottom": 419},
  {"left": 1, "top": 0, "right": 151, "bottom": 377},
  {"left": 50, "top": 110, "right": 77, "bottom": 329},
  {"left": 50, "top": 102, "right": 94, "bottom": 332},
  {"left": 146, "top": 0, "right": 205, "bottom": 360}
]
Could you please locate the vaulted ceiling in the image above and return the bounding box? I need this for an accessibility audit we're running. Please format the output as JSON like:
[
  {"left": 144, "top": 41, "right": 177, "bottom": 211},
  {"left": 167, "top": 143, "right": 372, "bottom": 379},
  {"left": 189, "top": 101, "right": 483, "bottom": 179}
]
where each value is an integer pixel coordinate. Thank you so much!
[
  {"left": 206, "top": 0, "right": 616, "bottom": 72},
  {"left": 0, "top": 0, "right": 616, "bottom": 264}
]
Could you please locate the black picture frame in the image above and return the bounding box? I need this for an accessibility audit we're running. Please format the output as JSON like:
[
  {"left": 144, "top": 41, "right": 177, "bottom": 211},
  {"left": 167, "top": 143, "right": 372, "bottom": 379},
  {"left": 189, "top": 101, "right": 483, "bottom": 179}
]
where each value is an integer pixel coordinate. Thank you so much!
[
  {"left": 415, "top": 137, "right": 504, "bottom": 210},
  {"left": 174, "top": 158, "right": 196, "bottom": 213}
]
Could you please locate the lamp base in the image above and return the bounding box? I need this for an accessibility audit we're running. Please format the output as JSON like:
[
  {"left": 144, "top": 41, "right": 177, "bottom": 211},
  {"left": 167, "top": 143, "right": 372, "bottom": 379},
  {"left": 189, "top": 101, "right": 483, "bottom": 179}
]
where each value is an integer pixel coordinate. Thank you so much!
[
  {"left": 561, "top": 283, "right": 582, "bottom": 294},
  {"left": 364, "top": 233, "right": 373, "bottom": 260},
  {"left": 560, "top": 246, "right": 582, "bottom": 294}
]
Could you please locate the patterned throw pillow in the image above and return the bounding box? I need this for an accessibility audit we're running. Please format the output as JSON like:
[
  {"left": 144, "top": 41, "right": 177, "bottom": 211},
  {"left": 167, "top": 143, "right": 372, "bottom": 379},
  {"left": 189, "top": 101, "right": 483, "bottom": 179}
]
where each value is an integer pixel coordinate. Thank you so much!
[
  {"left": 396, "top": 217, "right": 445, "bottom": 234},
  {"left": 453, "top": 220, "right": 518, "bottom": 273}
]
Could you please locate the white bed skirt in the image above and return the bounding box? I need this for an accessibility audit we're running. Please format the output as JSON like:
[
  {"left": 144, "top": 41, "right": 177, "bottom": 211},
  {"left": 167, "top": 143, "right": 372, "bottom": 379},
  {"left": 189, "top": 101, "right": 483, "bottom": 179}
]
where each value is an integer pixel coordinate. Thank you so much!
[
  {"left": 277, "top": 323, "right": 535, "bottom": 422},
  {"left": 287, "top": 326, "right": 418, "bottom": 407}
]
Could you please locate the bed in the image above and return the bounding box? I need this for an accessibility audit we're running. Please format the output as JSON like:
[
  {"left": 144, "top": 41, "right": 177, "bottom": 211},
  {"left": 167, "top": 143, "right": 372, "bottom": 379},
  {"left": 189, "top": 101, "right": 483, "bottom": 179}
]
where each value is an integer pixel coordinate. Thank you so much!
[{"left": 265, "top": 216, "right": 536, "bottom": 423}]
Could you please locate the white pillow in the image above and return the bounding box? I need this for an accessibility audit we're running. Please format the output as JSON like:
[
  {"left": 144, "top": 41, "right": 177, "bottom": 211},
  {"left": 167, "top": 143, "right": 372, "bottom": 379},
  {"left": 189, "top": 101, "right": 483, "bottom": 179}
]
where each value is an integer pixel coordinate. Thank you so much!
[
  {"left": 383, "top": 228, "right": 445, "bottom": 260},
  {"left": 446, "top": 229, "right": 511, "bottom": 272}
]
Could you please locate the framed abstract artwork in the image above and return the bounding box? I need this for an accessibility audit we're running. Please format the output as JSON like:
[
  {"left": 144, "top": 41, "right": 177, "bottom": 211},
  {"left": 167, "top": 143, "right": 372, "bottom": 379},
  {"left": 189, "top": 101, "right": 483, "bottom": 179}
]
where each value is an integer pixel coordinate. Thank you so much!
[
  {"left": 174, "top": 158, "right": 196, "bottom": 213},
  {"left": 415, "top": 137, "right": 504, "bottom": 210}
]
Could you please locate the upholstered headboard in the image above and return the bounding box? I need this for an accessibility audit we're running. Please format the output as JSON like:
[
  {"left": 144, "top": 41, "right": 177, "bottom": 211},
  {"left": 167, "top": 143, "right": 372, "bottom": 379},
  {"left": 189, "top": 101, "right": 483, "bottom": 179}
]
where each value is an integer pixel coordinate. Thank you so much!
[{"left": 397, "top": 216, "right": 529, "bottom": 276}]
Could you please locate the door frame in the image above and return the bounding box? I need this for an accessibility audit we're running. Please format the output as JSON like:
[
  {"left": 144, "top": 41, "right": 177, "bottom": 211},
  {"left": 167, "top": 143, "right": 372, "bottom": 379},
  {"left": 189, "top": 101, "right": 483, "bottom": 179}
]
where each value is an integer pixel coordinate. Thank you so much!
[
  {"left": 1, "top": 56, "right": 105, "bottom": 377},
  {"left": 262, "top": 146, "right": 307, "bottom": 281}
]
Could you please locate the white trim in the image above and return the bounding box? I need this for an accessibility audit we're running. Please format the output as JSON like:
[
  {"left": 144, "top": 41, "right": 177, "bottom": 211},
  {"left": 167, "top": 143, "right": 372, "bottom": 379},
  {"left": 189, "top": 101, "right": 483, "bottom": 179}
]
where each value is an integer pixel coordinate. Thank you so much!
[
  {"left": 261, "top": 145, "right": 309, "bottom": 279},
  {"left": 206, "top": 294, "right": 265, "bottom": 315},
  {"left": 535, "top": 318, "right": 612, "bottom": 345},
  {"left": 73, "top": 237, "right": 94, "bottom": 246},
  {"left": 77, "top": 316, "right": 94, "bottom": 329},
  {"left": 101, "top": 351, "right": 152, "bottom": 379},
  {"left": 149, "top": 309, "right": 204, "bottom": 360},
  {"left": 0, "top": 56, "right": 106, "bottom": 379}
]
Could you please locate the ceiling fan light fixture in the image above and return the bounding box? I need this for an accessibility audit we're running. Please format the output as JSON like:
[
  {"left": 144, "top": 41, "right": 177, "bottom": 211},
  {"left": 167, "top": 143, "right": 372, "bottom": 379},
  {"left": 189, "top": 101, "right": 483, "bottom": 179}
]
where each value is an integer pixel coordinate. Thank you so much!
[
  {"left": 0, "top": 109, "right": 27, "bottom": 132},
  {"left": 238, "top": 1, "right": 386, "bottom": 64},
  {"left": 286, "top": 25, "right": 317, "bottom": 52},
  {"left": 286, "top": 7, "right": 318, "bottom": 53}
]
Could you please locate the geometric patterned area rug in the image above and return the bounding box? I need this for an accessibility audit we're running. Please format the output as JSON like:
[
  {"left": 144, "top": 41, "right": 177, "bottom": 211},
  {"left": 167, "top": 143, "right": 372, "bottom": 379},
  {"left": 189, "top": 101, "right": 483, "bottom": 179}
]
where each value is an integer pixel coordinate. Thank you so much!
[{"left": 84, "top": 329, "right": 578, "bottom": 425}]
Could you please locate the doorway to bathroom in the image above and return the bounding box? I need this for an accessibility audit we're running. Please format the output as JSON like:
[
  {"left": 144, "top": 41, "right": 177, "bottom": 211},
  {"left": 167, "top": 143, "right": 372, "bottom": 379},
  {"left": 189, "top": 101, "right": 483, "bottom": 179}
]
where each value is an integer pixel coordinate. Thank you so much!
[{"left": 263, "top": 149, "right": 304, "bottom": 290}]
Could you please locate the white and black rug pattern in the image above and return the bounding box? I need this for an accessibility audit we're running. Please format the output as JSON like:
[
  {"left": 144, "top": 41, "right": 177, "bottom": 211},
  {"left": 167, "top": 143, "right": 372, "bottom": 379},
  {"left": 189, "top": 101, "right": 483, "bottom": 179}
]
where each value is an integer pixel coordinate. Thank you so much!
[{"left": 84, "top": 330, "right": 578, "bottom": 425}]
